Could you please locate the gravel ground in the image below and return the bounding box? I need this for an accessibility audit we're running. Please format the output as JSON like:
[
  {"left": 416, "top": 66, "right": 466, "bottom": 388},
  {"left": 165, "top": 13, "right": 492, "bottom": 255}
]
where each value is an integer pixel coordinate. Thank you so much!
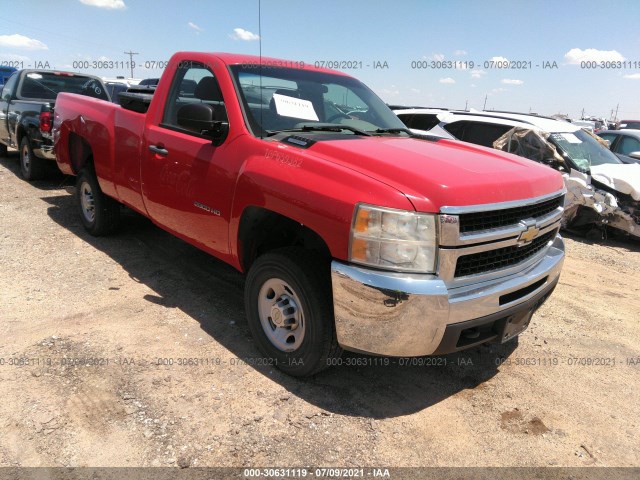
[{"left": 0, "top": 151, "right": 639, "bottom": 472}]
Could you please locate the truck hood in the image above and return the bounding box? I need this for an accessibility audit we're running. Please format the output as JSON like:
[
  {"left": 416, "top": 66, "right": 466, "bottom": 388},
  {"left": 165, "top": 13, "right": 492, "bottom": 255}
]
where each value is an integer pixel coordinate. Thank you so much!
[
  {"left": 299, "top": 136, "right": 564, "bottom": 211},
  {"left": 591, "top": 163, "right": 640, "bottom": 201}
]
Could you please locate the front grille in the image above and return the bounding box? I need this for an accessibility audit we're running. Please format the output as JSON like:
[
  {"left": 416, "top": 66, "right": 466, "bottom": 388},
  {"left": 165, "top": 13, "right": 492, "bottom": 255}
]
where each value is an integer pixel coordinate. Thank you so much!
[
  {"left": 455, "top": 230, "right": 556, "bottom": 277},
  {"left": 458, "top": 196, "right": 563, "bottom": 234}
]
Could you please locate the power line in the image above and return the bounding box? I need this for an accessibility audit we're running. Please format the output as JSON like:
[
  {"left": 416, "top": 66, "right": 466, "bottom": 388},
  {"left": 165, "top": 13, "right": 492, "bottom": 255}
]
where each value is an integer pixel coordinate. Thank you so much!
[{"left": 124, "top": 50, "right": 139, "bottom": 78}]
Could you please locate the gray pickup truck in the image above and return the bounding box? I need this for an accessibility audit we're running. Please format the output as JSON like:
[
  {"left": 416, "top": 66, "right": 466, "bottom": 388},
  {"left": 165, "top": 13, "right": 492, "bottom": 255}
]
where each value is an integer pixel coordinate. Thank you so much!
[{"left": 0, "top": 69, "right": 109, "bottom": 179}]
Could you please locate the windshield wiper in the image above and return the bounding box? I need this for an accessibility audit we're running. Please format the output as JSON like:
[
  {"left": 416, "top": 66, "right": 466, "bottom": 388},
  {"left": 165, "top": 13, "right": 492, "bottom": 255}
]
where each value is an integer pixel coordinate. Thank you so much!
[
  {"left": 372, "top": 127, "right": 412, "bottom": 136},
  {"left": 267, "top": 123, "right": 371, "bottom": 137}
]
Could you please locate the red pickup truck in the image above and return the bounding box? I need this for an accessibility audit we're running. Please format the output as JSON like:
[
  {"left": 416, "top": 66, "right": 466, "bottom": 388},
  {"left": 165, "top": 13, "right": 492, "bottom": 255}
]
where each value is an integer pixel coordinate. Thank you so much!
[{"left": 54, "top": 52, "right": 566, "bottom": 376}]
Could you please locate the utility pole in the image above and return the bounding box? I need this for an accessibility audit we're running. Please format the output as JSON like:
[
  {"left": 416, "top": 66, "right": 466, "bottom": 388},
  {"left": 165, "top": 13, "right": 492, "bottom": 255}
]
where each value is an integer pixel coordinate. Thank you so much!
[
  {"left": 483, "top": 94, "right": 487, "bottom": 110},
  {"left": 465, "top": 99, "right": 468, "bottom": 110},
  {"left": 614, "top": 103, "right": 619, "bottom": 122},
  {"left": 124, "top": 50, "right": 139, "bottom": 79}
]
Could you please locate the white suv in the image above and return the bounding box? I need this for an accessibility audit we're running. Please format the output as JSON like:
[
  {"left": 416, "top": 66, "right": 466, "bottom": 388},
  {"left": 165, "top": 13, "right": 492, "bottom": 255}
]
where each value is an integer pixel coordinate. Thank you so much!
[{"left": 395, "top": 108, "right": 640, "bottom": 240}]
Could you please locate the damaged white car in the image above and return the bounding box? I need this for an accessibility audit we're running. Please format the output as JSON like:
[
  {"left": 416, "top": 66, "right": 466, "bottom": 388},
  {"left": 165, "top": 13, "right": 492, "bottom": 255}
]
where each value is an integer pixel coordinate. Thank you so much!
[{"left": 395, "top": 109, "right": 640, "bottom": 240}]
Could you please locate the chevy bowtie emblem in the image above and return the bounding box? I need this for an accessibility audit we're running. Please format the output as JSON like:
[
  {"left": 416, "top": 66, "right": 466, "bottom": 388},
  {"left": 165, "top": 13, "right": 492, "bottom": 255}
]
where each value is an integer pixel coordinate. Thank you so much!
[{"left": 518, "top": 224, "right": 540, "bottom": 245}]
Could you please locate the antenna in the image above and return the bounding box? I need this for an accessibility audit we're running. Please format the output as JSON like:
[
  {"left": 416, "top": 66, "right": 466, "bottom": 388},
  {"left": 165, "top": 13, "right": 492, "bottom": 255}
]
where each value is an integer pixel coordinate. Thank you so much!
[
  {"left": 124, "top": 50, "right": 139, "bottom": 78},
  {"left": 259, "top": 0, "right": 264, "bottom": 139}
]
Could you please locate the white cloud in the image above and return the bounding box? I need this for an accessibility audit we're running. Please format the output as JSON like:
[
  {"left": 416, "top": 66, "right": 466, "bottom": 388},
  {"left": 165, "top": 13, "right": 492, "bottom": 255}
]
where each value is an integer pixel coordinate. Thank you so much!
[
  {"left": 0, "top": 34, "right": 48, "bottom": 50},
  {"left": 188, "top": 22, "right": 203, "bottom": 32},
  {"left": 439, "top": 77, "right": 455, "bottom": 84},
  {"left": 454, "top": 50, "right": 467, "bottom": 56},
  {"left": 491, "top": 56, "right": 509, "bottom": 63},
  {"left": 230, "top": 28, "right": 260, "bottom": 41},
  {"left": 470, "top": 69, "right": 486, "bottom": 79},
  {"left": 432, "top": 53, "right": 445, "bottom": 61},
  {"left": 623, "top": 73, "right": 640, "bottom": 80},
  {"left": 564, "top": 48, "right": 625, "bottom": 64},
  {"left": 501, "top": 79, "right": 524, "bottom": 85},
  {"left": 0, "top": 53, "right": 30, "bottom": 61},
  {"left": 79, "top": 0, "right": 126, "bottom": 9}
]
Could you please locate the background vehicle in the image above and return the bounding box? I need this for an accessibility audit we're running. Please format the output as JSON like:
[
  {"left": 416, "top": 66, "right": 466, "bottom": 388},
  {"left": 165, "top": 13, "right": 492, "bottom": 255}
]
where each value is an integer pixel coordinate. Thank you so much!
[
  {"left": 571, "top": 120, "right": 596, "bottom": 132},
  {"left": 54, "top": 52, "right": 565, "bottom": 376},
  {"left": 597, "top": 129, "right": 640, "bottom": 164},
  {"left": 396, "top": 109, "right": 640, "bottom": 240},
  {"left": 0, "top": 65, "right": 17, "bottom": 89},
  {"left": 0, "top": 69, "right": 109, "bottom": 179},
  {"left": 138, "top": 77, "right": 159, "bottom": 87},
  {"left": 616, "top": 119, "right": 640, "bottom": 130},
  {"left": 102, "top": 77, "right": 141, "bottom": 104}
]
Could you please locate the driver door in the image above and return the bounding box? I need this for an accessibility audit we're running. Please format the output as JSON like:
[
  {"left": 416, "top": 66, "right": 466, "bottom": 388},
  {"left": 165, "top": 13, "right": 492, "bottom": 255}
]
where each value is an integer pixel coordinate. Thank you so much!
[{"left": 141, "top": 61, "right": 233, "bottom": 256}]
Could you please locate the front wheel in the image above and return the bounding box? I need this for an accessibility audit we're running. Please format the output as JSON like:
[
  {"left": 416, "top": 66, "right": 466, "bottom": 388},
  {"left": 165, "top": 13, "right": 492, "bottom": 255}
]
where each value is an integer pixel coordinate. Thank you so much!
[
  {"left": 244, "top": 248, "right": 341, "bottom": 377},
  {"left": 20, "top": 136, "right": 46, "bottom": 181},
  {"left": 76, "top": 167, "right": 120, "bottom": 236}
]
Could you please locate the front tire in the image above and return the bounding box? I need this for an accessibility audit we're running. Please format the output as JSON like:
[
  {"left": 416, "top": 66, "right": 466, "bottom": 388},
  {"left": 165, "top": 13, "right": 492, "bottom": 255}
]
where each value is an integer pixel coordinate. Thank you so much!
[
  {"left": 76, "top": 167, "right": 120, "bottom": 236},
  {"left": 20, "top": 136, "right": 46, "bottom": 181},
  {"left": 244, "top": 248, "right": 341, "bottom": 377}
]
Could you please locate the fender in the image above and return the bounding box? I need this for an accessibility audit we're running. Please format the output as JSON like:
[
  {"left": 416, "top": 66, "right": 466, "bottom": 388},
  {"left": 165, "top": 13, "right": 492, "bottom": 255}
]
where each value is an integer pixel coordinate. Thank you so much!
[
  {"left": 55, "top": 93, "right": 118, "bottom": 198},
  {"left": 229, "top": 139, "right": 415, "bottom": 269}
]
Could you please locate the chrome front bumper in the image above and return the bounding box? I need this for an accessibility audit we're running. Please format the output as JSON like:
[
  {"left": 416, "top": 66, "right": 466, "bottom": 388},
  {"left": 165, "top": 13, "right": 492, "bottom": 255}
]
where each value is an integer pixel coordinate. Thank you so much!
[{"left": 331, "top": 235, "right": 565, "bottom": 357}]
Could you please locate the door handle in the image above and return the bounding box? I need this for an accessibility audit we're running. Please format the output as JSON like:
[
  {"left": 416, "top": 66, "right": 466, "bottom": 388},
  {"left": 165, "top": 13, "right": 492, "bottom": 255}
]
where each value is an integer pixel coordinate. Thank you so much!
[{"left": 149, "top": 144, "right": 168, "bottom": 156}]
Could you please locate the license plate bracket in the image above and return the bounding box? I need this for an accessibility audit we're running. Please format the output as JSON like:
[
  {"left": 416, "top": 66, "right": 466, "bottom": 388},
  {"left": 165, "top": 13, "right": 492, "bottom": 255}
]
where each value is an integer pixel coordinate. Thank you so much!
[{"left": 497, "top": 309, "right": 534, "bottom": 343}]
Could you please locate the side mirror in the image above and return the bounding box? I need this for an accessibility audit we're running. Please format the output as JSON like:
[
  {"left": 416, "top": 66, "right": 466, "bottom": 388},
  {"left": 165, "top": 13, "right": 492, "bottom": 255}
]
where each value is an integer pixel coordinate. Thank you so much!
[
  {"left": 628, "top": 151, "right": 640, "bottom": 160},
  {"left": 177, "top": 103, "right": 229, "bottom": 146}
]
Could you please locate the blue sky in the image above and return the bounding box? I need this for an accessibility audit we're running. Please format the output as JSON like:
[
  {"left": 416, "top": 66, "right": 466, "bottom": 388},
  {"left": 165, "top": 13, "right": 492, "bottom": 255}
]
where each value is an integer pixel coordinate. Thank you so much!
[{"left": 1, "top": 0, "right": 639, "bottom": 120}]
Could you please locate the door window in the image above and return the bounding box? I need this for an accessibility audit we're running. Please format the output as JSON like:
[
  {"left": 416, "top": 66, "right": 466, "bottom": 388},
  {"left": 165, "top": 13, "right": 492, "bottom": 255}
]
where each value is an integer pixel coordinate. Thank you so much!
[
  {"left": 617, "top": 136, "right": 640, "bottom": 156},
  {"left": 162, "top": 62, "right": 227, "bottom": 135}
]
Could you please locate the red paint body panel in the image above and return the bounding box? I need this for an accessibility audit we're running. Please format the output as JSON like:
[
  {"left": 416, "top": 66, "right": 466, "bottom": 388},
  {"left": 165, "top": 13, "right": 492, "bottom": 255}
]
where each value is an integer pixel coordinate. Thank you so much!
[
  {"left": 54, "top": 51, "right": 563, "bottom": 273},
  {"left": 301, "top": 137, "right": 564, "bottom": 213}
]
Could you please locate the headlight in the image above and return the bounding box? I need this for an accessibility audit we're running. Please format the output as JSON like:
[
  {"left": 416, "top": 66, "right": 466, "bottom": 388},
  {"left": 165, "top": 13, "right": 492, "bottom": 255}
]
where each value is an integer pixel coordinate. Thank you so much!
[{"left": 349, "top": 204, "right": 437, "bottom": 273}]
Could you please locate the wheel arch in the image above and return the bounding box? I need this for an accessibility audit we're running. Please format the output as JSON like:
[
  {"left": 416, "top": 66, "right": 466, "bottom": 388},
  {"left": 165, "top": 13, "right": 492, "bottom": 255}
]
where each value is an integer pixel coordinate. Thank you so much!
[
  {"left": 237, "top": 206, "right": 331, "bottom": 273},
  {"left": 16, "top": 123, "right": 27, "bottom": 147},
  {"left": 67, "top": 132, "right": 94, "bottom": 174}
]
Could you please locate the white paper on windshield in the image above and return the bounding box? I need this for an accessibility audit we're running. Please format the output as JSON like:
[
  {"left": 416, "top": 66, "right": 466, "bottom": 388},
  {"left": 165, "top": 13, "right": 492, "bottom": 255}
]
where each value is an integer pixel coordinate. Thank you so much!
[
  {"left": 560, "top": 133, "right": 581, "bottom": 144},
  {"left": 272, "top": 93, "right": 319, "bottom": 121}
]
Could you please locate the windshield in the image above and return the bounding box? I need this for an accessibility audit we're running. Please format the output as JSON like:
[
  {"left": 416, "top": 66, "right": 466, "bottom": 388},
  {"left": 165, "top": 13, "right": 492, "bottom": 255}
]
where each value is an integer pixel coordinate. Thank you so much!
[
  {"left": 229, "top": 64, "right": 407, "bottom": 136},
  {"left": 548, "top": 129, "right": 621, "bottom": 172}
]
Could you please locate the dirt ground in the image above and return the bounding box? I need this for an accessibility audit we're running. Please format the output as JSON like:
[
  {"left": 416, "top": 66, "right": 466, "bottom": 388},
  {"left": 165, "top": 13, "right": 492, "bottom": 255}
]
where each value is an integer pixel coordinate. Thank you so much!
[{"left": 1, "top": 150, "right": 639, "bottom": 471}]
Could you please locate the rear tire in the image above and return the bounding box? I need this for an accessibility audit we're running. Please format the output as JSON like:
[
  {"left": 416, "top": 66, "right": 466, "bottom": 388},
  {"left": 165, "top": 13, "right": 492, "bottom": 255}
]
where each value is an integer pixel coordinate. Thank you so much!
[
  {"left": 20, "top": 136, "right": 46, "bottom": 181},
  {"left": 76, "top": 167, "right": 120, "bottom": 236},
  {"left": 244, "top": 248, "right": 341, "bottom": 377}
]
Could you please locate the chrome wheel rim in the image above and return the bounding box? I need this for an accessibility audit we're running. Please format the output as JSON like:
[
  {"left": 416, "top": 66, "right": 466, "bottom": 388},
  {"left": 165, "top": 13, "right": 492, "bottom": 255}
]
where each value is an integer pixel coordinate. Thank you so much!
[
  {"left": 257, "top": 278, "right": 305, "bottom": 351},
  {"left": 80, "top": 181, "right": 95, "bottom": 223}
]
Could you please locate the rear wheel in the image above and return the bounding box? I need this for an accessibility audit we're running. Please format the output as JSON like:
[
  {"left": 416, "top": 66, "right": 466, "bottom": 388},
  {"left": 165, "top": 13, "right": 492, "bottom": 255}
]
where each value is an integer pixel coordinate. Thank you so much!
[
  {"left": 20, "top": 136, "right": 46, "bottom": 181},
  {"left": 76, "top": 167, "right": 120, "bottom": 236},
  {"left": 244, "top": 248, "right": 341, "bottom": 377}
]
